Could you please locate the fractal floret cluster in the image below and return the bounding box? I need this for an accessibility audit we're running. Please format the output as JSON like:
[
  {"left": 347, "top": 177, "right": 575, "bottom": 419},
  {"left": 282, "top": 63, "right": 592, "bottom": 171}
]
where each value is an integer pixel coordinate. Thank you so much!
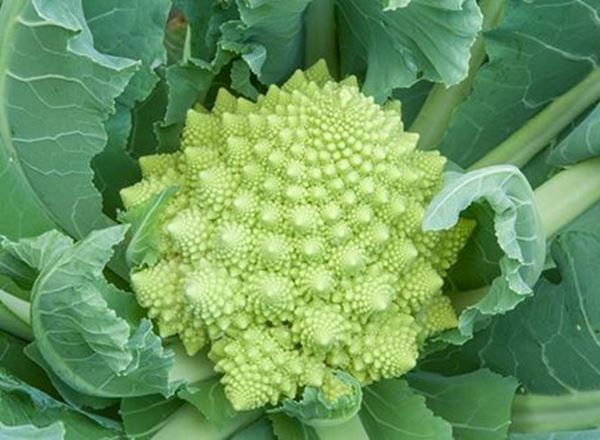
[{"left": 121, "top": 61, "right": 474, "bottom": 411}]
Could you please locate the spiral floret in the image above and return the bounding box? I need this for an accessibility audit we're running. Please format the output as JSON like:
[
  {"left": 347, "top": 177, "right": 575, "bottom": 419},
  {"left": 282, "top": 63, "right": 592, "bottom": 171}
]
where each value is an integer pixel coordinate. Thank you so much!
[{"left": 122, "top": 61, "right": 474, "bottom": 410}]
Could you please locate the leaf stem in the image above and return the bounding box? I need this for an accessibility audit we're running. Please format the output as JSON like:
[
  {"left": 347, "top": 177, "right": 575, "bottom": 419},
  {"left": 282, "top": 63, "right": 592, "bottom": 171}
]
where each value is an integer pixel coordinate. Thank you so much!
[
  {"left": 0, "top": 289, "right": 32, "bottom": 340},
  {"left": 534, "top": 157, "right": 600, "bottom": 237},
  {"left": 304, "top": 0, "right": 339, "bottom": 78},
  {"left": 411, "top": 0, "right": 505, "bottom": 150},
  {"left": 313, "top": 414, "right": 369, "bottom": 440},
  {"left": 470, "top": 68, "right": 600, "bottom": 169},
  {"left": 511, "top": 390, "right": 600, "bottom": 432}
]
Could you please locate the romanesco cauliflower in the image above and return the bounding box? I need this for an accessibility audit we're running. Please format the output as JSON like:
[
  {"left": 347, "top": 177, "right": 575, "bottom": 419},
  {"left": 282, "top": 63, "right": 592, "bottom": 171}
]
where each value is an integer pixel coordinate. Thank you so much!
[{"left": 121, "top": 61, "right": 474, "bottom": 411}]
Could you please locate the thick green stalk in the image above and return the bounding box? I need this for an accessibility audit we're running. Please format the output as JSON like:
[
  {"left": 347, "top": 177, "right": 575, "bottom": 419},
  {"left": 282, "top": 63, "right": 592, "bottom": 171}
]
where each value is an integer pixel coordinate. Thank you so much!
[
  {"left": 511, "top": 390, "right": 600, "bottom": 433},
  {"left": 534, "top": 157, "right": 600, "bottom": 237},
  {"left": 313, "top": 414, "right": 369, "bottom": 440},
  {"left": 305, "top": 0, "right": 339, "bottom": 78},
  {"left": 0, "top": 290, "right": 32, "bottom": 340},
  {"left": 470, "top": 68, "right": 600, "bottom": 169},
  {"left": 152, "top": 404, "right": 258, "bottom": 440},
  {"left": 412, "top": 0, "right": 505, "bottom": 150}
]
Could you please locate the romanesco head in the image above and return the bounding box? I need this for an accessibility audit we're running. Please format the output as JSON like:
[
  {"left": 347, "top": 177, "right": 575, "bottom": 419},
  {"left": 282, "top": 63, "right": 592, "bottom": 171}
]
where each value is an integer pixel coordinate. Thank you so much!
[{"left": 122, "top": 61, "right": 474, "bottom": 411}]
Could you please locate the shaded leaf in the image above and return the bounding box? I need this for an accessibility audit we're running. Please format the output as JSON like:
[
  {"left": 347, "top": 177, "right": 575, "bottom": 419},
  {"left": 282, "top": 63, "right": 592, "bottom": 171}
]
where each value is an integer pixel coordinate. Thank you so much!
[
  {"left": 0, "top": 368, "right": 120, "bottom": 440},
  {"left": 270, "top": 414, "right": 318, "bottom": 440},
  {"left": 120, "top": 395, "right": 183, "bottom": 440},
  {"left": 0, "top": 0, "right": 135, "bottom": 240},
  {"left": 360, "top": 379, "right": 452, "bottom": 439},
  {"left": 222, "top": 0, "right": 312, "bottom": 84},
  {"left": 423, "top": 166, "right": 545, "bottom": 340},
  {"left": 177, "top": 376, "right": 238, "bottom": 428},
  {"left": 84, "top": 0, "right": 172, "bottom": 217},
  {"left": 408, "top": 370, "right": 518, "bottom": 440},
  {"left": 230, "top": 417, "right": 276, "bottom": 440},
  {"left": 337, "top": 0, "right": 482, "bottom": 101},
  {"left": 439, "top": 0, "right": 600, "bottom": 167},
  {"left": 426, "top": 232, "right": 600, "bottom": 395},
  {"left": 548, "top": 104, "right": 600, "bottom": 166}
]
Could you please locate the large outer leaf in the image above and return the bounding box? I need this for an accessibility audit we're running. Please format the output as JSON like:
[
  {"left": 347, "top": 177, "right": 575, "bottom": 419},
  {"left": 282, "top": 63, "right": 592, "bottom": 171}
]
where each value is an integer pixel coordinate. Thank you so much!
[
  {"left": 423, "top": 166, "right": 545, "bottom": 340},
  {"left": 0, "top": 422, "right": 65, "bottom": 440},
  {"left": 360, "top": 379, "right": 452, "bottom": 439},
  {"left": 85, "top": 0, "right": 171, "bottom": 217},
  {"left": 337, "top": 0, "right": 482, "bottom": 101},
  {"left": 0, "top": 332, "right": 54, "bottom": 396},
  {"left": 548, "top": 104, "right": 600, "bottom": 166},
  {"left": 438, "top": 0, "right": 600, "bottom": 167},
  {"left": 408, "top": 370, "right": 518, "bottom": 440},
  {"left": 0, "top": 0, "right": 135, "bottom": 239},
  {"left": 425, "top": 232, "right": 600, "bottom": 395},
  {"left": 30, "top": 227, "right": 174, "bottom": 397},
  {"left": 0, "top": 227, "right": 175, "bottom": 398},
  {"left": 0, "top": 368, "right": 120, "bottom": 440}
]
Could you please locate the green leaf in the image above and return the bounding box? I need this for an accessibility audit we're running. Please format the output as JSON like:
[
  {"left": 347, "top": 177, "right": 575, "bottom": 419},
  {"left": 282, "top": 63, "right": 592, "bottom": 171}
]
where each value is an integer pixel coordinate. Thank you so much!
[
  {"left": 511, "top": 431, "right": 600, "bottom": 440},
  {"left": 230, "top": 59, "right": 260, "bottom": 100},
  {"left": 0, "top": 332, "right": 54, "bottom": 396},
  {"left": 360, "top": 379, "right": 452, "bottom": 439},
  {"left": 0, "top": 368, "right": 121, "bottom": 440},
  {"left": 119, "top": 187, "right": 177, "bottom": 268},
  {"left": 393, "top": 81, "right": 433, "bottom": 128},
  {"left": 272, "top": 372, "right": 362, "bottom": 428},
  {"left": 154, "top": 62, "right": 216, "bottom": 149},
  {"left": 2, "top": 227, "right": 174, "bottom": 398},
  {"left": 0, "top": 230, "right": 72, "bottom": 289},
  {"left": 423, "top": 166, "right": 546, "bottom": 340},
  {"left": 438, "top": 0, "right": 600, "bottom": 167},
  {"left": 84, "top": 0, "right": 172, "bottom": 217},
  {"left": 173, "top": 0, "right": 237, "bottom": 63},
  {"left": 0, "top": 422, "right": 65, "bottom": 440},
  {"left": 24, "top": 344, "right": 117, "bottom": 411},
  {"left": 0, "top": 0, "right": 135, "bottom": 240},
  {"left": 337, "top": 0, "right": 482, "bottom": 101},
  {"left": 548, "top": 104, "right": 600, "bottom": 166},
  {"left": 270, "top": 414, "right": 318, "bottom": 440},
  {"left": 230, "top": 417, "right": 276, "bottom": 440},
  {"left": 222, "top": 0, "right": 311, "bottom": 84},
  {"left": 120, "top": 395, "right": 183, "bottom": 440},
  {"left": 82, "top": 0, "right": 170, "bottom": 107},
  {"left": 562, "top": 201, "right": 600, "bottom": 236},
  {"left": 408, "top": 370, "right": 518, "bottom": 440},
  {"left": 428, "top": 232, "right": 600, "bottom": 395},
  {"left": 92, "top": 105, "right": 141, "bottom": 218},
  {"left": 177, "top": 376, "right": 238, "bottom": 428}
]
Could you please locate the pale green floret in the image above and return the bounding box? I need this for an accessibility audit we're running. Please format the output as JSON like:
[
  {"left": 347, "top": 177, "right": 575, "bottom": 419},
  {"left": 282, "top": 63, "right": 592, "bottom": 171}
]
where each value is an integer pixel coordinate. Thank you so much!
[{"left": 121, "top": 60, "right": 475, "bottom": 411}]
